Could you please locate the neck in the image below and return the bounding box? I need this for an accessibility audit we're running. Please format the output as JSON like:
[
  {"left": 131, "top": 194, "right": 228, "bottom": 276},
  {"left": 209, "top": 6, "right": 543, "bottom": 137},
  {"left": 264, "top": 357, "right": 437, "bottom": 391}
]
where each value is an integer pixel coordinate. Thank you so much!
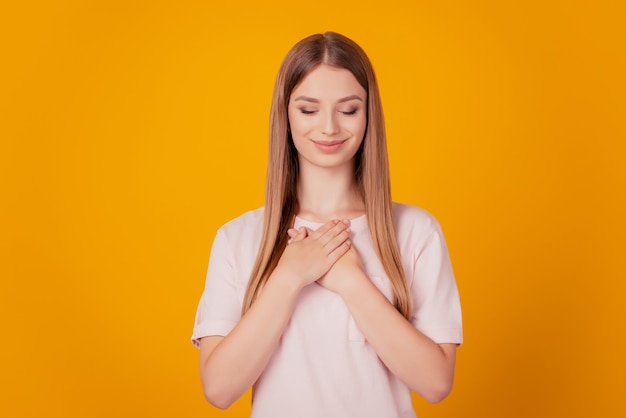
[{"left": 296, "top": 161, "right": 365, "bottom": 222}]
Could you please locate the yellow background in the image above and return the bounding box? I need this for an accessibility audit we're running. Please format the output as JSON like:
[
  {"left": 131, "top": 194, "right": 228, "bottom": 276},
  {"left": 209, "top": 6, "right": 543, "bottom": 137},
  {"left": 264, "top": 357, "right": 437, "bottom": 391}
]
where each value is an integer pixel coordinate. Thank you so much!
[{"left": 2, "top": 1, "right": 625, "bottom": 417}]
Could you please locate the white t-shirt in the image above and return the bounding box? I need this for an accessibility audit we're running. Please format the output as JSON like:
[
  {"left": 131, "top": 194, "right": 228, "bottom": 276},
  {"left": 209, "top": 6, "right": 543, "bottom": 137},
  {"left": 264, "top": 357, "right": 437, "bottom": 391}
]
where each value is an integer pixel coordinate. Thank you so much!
[{"left": 192, "top": 202, "right": 463, "bottom": 418}]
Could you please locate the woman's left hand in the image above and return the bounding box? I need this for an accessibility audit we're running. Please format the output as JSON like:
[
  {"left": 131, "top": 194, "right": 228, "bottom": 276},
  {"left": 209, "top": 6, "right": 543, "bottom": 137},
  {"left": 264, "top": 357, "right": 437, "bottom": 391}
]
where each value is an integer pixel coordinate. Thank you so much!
[{"left": 317, "top": 245, "right": 366, "bottom": 295}]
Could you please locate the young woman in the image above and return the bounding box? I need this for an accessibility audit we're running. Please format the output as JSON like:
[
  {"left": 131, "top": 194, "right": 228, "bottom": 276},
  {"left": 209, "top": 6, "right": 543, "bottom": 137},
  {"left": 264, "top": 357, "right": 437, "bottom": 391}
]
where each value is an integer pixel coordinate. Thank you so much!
[{"left": 191, "top": 32, "right": 463, "bottom": 418}]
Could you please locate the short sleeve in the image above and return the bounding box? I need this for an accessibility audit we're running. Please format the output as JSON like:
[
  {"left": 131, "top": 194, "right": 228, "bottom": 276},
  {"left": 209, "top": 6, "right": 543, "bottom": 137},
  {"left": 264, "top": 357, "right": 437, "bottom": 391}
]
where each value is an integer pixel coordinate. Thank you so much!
[
  {"left": 410, "top": 221, "right": 463, "bottom": 345},
  {"left": 191, "top": 228, "right": 243, "bottom": 347}
]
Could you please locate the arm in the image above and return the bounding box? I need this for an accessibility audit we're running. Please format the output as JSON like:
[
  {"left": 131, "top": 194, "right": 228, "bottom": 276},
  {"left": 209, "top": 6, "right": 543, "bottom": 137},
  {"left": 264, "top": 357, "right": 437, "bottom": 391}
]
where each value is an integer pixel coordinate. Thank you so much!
[
  {"left": 318, "top": 247, "right": 457, "bottom": 404},
  {"left": 198, "top": 220, "right": 352, "bottom": 409},
  {"left": 339, "top": 265, "right": 456, "bottom": 403},
  {"left": 199, "top": 268, "right": 302, "bottom": 409}
]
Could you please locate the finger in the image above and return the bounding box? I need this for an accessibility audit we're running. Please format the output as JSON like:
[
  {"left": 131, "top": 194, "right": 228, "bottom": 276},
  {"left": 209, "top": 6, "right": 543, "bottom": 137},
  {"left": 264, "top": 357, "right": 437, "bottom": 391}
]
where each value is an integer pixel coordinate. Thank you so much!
[
  {"left": 326, "top": 240, "right": 352, "bottom": 265},
  {"left": 309, "top": 219, "right": 342, "bottom": 239},
  {"left": 323, "top": 228, "right": 351, "bottom": 253},
  {"left": 289, "top": 227, "right": 307, "bottom": 243},
  {"left": 317, "top": 219, "right": 350, "bottom": 246},
  {"left": 287, "top": 228, "right": 299, "bottom": 244}
]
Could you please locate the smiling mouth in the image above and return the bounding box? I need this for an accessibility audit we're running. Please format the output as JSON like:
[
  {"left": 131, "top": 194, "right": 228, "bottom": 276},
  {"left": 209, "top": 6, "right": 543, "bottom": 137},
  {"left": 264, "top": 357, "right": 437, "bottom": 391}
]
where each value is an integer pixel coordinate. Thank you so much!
[
  {"left": 311, "top": 139, "right": 347, "bottom": 146},
  {"left": 310, "top": 138, "right": 348, "bottom": 153}
]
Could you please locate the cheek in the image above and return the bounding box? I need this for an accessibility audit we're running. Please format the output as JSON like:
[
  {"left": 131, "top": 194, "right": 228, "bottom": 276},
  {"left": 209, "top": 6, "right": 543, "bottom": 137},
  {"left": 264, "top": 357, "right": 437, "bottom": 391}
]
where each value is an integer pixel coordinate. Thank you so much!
[
  {"left": 289, "top": 113, "right": 314, "bottom": 138},
  {"left": 348, "top": 115, "right": 367, "bottom": 137}
]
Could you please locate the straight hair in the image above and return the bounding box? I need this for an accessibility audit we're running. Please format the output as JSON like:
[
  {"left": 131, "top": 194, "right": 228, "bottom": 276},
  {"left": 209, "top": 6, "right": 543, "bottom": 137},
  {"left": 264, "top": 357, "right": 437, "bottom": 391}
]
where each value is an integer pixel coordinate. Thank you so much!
[{"left": 242, "top": 32, "right": 411, "bottom": 320}]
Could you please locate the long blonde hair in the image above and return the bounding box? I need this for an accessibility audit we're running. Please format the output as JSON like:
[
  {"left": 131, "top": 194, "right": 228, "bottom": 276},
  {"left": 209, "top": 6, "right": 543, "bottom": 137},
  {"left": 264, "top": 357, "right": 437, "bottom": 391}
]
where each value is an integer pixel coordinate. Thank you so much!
[{"left": 242, "top": 32, "right": 411, "bottom": 320}]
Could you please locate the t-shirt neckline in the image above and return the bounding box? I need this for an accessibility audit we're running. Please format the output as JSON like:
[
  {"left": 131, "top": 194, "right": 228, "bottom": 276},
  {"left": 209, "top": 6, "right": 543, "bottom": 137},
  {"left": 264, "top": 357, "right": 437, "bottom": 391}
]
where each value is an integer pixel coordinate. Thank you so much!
[{"left": 294, "top": 213, "right": 368, "bottom": 232}]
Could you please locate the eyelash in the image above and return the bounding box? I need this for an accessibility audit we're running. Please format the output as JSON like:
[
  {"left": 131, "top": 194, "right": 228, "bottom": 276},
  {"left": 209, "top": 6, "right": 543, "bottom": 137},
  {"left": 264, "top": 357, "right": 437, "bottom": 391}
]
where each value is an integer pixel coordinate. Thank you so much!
[{"left": 299, "top": 109, "right": 358, "bottom": 115}]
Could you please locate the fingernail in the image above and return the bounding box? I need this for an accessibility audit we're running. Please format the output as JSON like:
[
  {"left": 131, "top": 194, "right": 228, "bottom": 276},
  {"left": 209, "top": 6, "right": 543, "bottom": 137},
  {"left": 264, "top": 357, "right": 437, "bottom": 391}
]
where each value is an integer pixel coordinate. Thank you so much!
[{"left": 343, "top": 219, "right": 350, "bottom": 224}]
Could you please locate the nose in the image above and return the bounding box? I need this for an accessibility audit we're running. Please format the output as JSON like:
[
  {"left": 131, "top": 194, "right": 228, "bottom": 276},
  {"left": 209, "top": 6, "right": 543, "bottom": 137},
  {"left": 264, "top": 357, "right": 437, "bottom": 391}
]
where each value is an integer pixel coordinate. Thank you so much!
[{"left": 320, "top": 110, "right": 340, "bottom": 137}]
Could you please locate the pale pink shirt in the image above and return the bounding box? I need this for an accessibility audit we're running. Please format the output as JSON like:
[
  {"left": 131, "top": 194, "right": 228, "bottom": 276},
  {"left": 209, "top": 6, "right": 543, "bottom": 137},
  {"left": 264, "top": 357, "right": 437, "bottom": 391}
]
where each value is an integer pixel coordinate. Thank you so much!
[{"left": 192, "top": 203, "right": 463, "bottom": 418}]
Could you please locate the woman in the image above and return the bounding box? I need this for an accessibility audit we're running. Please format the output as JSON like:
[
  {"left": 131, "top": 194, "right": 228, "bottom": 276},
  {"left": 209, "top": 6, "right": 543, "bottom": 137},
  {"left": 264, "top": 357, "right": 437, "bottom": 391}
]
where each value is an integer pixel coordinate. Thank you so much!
[{"left": 191, "top": 32, "right": 463, "bottom": 417}]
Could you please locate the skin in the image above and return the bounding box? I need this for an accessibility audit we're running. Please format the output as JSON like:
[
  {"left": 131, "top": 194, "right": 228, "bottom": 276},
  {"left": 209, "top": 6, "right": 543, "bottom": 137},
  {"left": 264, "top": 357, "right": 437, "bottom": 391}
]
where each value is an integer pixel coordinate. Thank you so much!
[
  {"left": 199, "top": 64, "right": 457, "bottom": 409},
  {"left": 288, "top": 64, "right": 367, "bottom": 220}
]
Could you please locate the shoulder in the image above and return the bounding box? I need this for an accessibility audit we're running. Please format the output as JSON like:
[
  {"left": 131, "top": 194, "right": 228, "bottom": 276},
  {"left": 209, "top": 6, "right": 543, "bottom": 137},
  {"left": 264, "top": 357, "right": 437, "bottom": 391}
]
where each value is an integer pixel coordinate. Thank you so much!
[
  {"left": 207, "top": 208, "right": 265, "bottom": 278},
  {"left": 392, "top": 202, "right": 445, "bottom": 249},
  {"left": 392, "top": 202, "right": 441, "bottom": 233},
  {"left": 214, "top": 207, "right": 265, "bottom": 246},
  {"left": 218, "top": 207, "right": 264, "bottom": 231}
]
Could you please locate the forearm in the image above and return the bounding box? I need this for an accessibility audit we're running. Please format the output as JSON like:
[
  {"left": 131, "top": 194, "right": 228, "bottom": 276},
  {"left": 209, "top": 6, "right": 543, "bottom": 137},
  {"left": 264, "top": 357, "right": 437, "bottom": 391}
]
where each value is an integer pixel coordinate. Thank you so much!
[
  {"left": 200, "top": 268, "right": 301, "bottom": 408},
  {"left": 340, "top": 275, "right": 456, "bottom": 403}
]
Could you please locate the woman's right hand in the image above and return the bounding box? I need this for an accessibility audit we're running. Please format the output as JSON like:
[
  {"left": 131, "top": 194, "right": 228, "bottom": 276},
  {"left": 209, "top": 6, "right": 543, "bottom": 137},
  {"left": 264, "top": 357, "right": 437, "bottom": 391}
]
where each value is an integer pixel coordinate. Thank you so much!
[{"left": 275, "top": 219, "right": 352, "bottom": 289}]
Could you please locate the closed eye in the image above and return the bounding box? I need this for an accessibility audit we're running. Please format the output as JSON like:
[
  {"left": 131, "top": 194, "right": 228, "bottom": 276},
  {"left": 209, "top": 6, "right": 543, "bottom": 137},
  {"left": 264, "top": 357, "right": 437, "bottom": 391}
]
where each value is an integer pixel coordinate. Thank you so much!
[
  {"left": 341, "top": 108, "right": 358, "bottom": 115},
  {"left": 300, "top": 109, "right": 317, "bottom": 115}
]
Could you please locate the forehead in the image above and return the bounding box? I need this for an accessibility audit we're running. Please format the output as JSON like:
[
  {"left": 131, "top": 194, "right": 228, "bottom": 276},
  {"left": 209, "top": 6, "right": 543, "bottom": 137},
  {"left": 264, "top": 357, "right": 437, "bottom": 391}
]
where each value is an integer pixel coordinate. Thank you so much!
[{"left": 290, "top": 64, "right": 366, "bottom": 101}]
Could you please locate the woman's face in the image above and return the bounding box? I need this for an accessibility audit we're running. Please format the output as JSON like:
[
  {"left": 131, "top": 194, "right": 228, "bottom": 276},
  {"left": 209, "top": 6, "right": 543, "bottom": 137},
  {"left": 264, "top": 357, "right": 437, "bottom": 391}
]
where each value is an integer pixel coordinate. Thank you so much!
[{"left": 288, "top": 64, "right": 367, "bottom": 171}]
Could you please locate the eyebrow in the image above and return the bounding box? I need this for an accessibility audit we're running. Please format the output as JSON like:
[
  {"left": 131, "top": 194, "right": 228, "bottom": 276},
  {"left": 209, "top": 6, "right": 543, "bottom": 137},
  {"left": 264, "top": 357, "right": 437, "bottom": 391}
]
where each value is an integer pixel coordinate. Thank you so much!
[{"left": 293, "top": 94, "right": 364, "bottom": 104}]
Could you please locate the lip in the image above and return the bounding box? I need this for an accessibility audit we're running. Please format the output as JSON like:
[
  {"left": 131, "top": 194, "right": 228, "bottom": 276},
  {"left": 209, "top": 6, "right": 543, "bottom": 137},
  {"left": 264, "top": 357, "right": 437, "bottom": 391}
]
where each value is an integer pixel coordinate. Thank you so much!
[{"left": 311, "top": 139, "right": 348, "bottom": 153}]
